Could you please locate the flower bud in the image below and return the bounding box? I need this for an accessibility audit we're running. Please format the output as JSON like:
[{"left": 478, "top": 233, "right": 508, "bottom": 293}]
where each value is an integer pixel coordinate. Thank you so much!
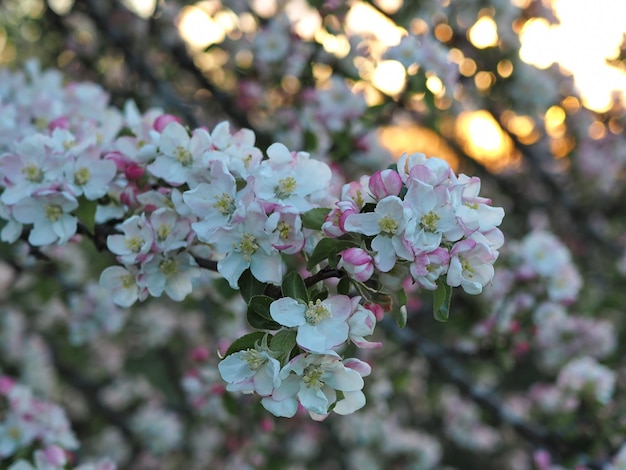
[
  {"left": 369, "top": 169, "right": 402, "bottom": 199},
  {"left": 48, "top": 116, "right": 70, "bottom": 131},
  {"left": 153, "top": 114, "right": 182, "bottom": 132},
  {"left": 338, "top": 248, "right": 374, "bottom": 282},
  {"left": 40, "top": 445, "right": 67, "bottom": 466}
]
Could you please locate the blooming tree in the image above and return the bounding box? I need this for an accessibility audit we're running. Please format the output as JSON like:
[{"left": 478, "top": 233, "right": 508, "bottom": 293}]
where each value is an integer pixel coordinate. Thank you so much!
[{"left": 0, "top": 0, "right": 625, "bottom": 469}]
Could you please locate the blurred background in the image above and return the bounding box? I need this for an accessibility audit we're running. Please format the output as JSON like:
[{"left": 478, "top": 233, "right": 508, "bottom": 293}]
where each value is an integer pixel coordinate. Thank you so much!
[{"left": 1, "top": 0, "right": 626, "bottom": 469}]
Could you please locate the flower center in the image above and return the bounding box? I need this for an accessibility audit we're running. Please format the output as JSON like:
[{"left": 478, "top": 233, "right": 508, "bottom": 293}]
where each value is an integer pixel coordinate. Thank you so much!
[
  {"left": 121, "top": 274, "right": 135, "bottom": 288},
  {"left": 75, "top": 166, "right": 91, "bottom": 186},
  {"left": 274, "top": 176, "right": 297, "bottom": 199},
  {"left": 125, "top": 236, "right": 144, "bottom": 252},
  {"left": 22, "top": 163, "right": 43, "bottom": 183},
  {"left": 241, "top": 349, "right": 266, "bottom": 371},
  {"left": 304, "top": 299, "right": 331, "bottom": 326},
  {"left": 378, "top": 215, "right": 399, "bottom": 235},
  {"left": 174, "top": 145, "right": 192, "bottom": 166},
  {"left": 302, "top": 364, "right": 324, "bottom": 389},
  {"left": 420, "top": 211, "right": 440, "bottom": 232},
  {"left": 213, "top": 193, "right": 235, "bottom": 216},
  {"left": 237, "top": 233, "right": 259, "bottom": 261},
  {"left": 159, "top": 258, "right": 179, "bottom": 276},
  {"left": 461, "top": 258, "right": 474, "bottom": 278},
  {"left": 44, "top": 204, "right": 63, "bottom": 222},
  {"left": 156, "top": 224, "right": 172, "bottom": 241},
  {"left": 7, "top": 425, "right": 21, "bottom": 441},
  {"left": 277, "top": 221, "right": 291, "bottom": 239}
]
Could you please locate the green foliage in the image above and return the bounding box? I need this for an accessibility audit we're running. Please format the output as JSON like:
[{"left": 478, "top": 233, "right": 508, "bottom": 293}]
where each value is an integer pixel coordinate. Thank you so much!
[
  {"left": 247, "top": 295, "right": 281, "bottom": 330},
  {"left": 74, "top": 196, "right": 98, "bottom": 234},
  {"left": 307, "top": 238, "right": 359, "bottom": 270},
  {"left": 239, "top": 269, "right": 268, "bottom": 304},
  {"left": 224, "top": 332, "right": 268, "bottom": 357},
  {"left": 301, "top": 207, "right": 332, "bottom": 231},
  {"left": 433, "top": 279, "right": 452, "bottom": 322},
  {"left": 281, "top": 271, "right": 309, "bottom": 302}
]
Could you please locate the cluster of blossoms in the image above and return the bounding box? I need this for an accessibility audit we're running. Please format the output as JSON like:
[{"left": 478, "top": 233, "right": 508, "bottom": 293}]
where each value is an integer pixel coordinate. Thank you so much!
[
  {"left": 326, "top": 152, "right": 504, "bottom": 296},
  {"left": 0, "top": 376, "right": 78, "bottom": 459},
  {"left": 0, "top": 376, "right": 114, "bottom": 470},
  {"left": 218, "top": 295, "right": 378, "bottom": 419},
  {"left": 0, "top": 375, "right": 117, "bottom": 470},
  {"left": 0, "top": 61, "right": 504, "bottom": 424}
]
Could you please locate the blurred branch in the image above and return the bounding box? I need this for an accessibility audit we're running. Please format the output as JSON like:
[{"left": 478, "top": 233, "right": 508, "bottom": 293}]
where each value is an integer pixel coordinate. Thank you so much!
[
  {"left": 70, "top": 0, "right": 200, "bottom": 127},
  {"left": 381, "top": 317, "right": 605, "bottom": 469}
]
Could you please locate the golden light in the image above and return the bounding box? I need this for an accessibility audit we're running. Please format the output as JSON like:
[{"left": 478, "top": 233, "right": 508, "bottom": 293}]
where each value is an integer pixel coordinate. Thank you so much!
[
  {"left": 426, "top": 75, "right": 444, "bottom": 97},
  {"left": 372, "top": 60, "right": 406, "bottom": 95},
  {"left": 519, "top": 0, "right": 626, "bottom": 112},
  {"left": 459, "top": 58, "right": 477, "bottom": 77},
  {"left": 315, "top": 29, "right": 351, "bottom": 59},
  {"left": 518, "top": 18, "right": 554, "bottom": 69},
  {"left": 434, "top": 23, "right": 453, "bottom": 43},
  {"left": 545, "top": 105, "right": 566, "bottom": 138},
  {"left": 178, "top": 6, "right": 225, "bottom": 50},
  {"left": 346, "top": 2, "right": 404, "bottom": 47},
  {"left": 497, "top": 59, "right": 514, "bottom": 78},
  {"left": 589, "top": 121, "right": 607, "bottom": 140},
  {"left": 378, "top": 124, "right": 460, "bottom": 170},
  {"left": 455, "top": 110, "right": 518, "bottom": 172},
  {"left": 123, "top": 0, "right": 156, "bottom": 18},
  {"left": 468, "top": 17, "right": 499, "bottom": 49}
]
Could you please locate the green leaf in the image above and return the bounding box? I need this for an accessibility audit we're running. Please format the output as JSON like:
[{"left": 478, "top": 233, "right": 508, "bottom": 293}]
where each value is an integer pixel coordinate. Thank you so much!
[
  {"left": 394, "top": 305, "right": 408, "bottom": 328},
  {"left": 302, "top": 207, "right": 332, "bottom": 231},
  {"left": 247, "top": 295, "right": 281, "bottom": 330},
  {"left": 307, "top": 238, "right": 359, "bottom": 271},
  {"left": 282, "top": 271, "right": 309, "bottom": 302},
  {"left": 270, "top": 329, "right": 297, "bottom": 364},
  {"left": 238, "top": 269, "right": 268, "bottom": 303},
  {"left": 310, "top": 288, "right": 329, "bottom": 303},
  {"left": 391, "top": 288, "right": 408, "bottom": 328},
  {"left": 74, "top": 196, "right": 98, "bottom": 234},
  {"left": 433, "top": 279, "right": 452, "bottom": 322},
  {"left": 336, "top": 276, "right": 351, "bottom": 295},
  {"left": 306, "top": 238, "right": 337, "bottom": 270},
  {"left": 224, "top": 332, "right": 267, "bottom": 357}
]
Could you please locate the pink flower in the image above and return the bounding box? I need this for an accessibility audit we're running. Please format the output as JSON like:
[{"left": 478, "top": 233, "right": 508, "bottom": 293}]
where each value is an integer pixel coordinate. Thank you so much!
[
  {"left": 368, "top": 169, "right": 402, "bottom": 200},
  {"left": 338, "top": 248, "right": 375, "bottom": 282}
]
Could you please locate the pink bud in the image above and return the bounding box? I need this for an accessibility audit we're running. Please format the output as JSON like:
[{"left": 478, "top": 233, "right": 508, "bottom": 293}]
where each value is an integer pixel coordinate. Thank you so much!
[
  {"left": 338, "top": 248, "right": 374, "bottom": 282},
  {"left": 363, "top": 302, "right": 385, "bottom": 322},
  {"left": 532, "top": 450, "right": 551, "bottom": 470},
  {"left": 153, "top": 114, "right": 182, "bottom": 132},
  {"left": 368, "top": 169, "right": 403, "bottom": 199},
  {"left": 190, "top": 346, "right": 210, "bottom": 362},
  {"left": 124, "top": 162, "right": 145, "bottom": 180},
  {"left": 105, "top": 151, "right": 128, "bottom": 171},
  {"left": 260, "top": 417, "right": 274, "bottom": 433},
  {"left": 40, "top": 445, "right": 67, "bottom": 466},
  {"left": 0, "top": 376, "right": 15, "bottom": 394},
  {"left": 48, "top": 116, "right": 70, "bottom": 131}
]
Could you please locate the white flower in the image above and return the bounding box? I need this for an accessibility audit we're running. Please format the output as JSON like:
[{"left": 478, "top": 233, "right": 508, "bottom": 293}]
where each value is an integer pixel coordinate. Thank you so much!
[
  {"left": 270, "top": 296, "right": 351, "bottom": 353},
  {"left": 141, "top": 252, "right": 200, "bottom": 302},
  {"left": 446, "top": 237, "right": 496, "bottom": 295},
  {"left": 106, "top": 214, "right": 154, "bottom": 265},
  {"left": 276, "top": 354, "right": 368, "bottom": 418},
  {"left": 147, "top": 122, "right": 212, "bottom": 186},
  {"left": 253, "top": 142, "right": 332, "bottom": 212},
  {"left": 207, "top": 202, "right": 284, "bottom": 288},
  {"left": 99, "top": 265, "right": 144, "bottom": 307},
  {"left": 343, "top": 195, "right": 412, "bottom": 272},
  {"left": 12, "top": 190, "right": 78, "bottom": 246},
  {"left": 218, "top": 347, "right": 281, "bottom": 396}
]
